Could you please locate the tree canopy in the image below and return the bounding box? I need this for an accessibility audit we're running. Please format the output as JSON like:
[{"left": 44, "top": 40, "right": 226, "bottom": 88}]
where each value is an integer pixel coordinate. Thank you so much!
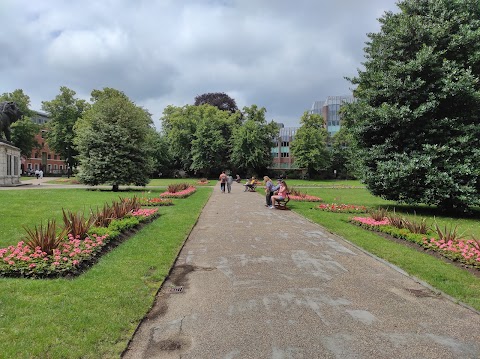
[
  {"left": 42, "top": 86, "right": 89, "bottom": 169},
  {"left": 230, "top": 105, "right": 278, "bottom": 175},
  {"left": 343, "top": 0, "right": 480, "bottom": 212},
  {"left": 290, "top": 112, "right": 330, "bottom": 175},
  {"left": 74, "top": 88, "right": 154, "bottom": 191},
  {"left": 194, "top": 92, "right": 239, "bottom": 114}
]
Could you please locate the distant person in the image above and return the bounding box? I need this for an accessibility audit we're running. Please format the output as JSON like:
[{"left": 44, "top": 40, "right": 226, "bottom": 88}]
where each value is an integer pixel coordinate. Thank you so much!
[
  {"left": 263, "top": 176, "right": 274, "bottom": 207},
  {"left": 219, "top": 171, "right": 227, "bottom": 193},
  {"left": 235, "top": 174, "right": 241, "bottom": 183},
  {"left": 244, "top": 177, "right": 256, "bottom": 191},
  {"left": 35, "top": 169, "right": 40, "bottom": 179},
  {"left": 226, "top": 174, "right": 233, "bottom": 193},
  {"left": 270, "top": 179, "right": 288, "bottom": 209},
  {"left": 39, "top": 169, "right": 44, "bottom": 179}
]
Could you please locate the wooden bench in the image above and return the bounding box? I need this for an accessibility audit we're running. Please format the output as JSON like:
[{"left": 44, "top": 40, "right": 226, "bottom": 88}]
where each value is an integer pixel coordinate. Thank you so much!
[
  {"left": 274, "top": 193, "right": 290, "bottom": 210},
  {"left": 244, "top": 183, "right": 257, "bottom": 192}
]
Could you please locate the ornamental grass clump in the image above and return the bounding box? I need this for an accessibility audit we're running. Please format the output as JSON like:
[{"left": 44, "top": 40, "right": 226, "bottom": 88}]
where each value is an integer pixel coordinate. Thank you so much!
[
  {"left": 160, "top": 185, "right": 197, "bottom": 198},
  {"left": 62, "top": 209, "right": 96, "bottom": 240},
  {"left": 167, "top": 183, "right": 190, "bottom": 193},
  {"left": 24, "top": 219, "right": 68, "bottom": 255},
  {"left": 368, "top": 207, "right": 389, "bottom": 221},
  {"left": 386, "top": 210, "right": 430, "bottom": 234}
]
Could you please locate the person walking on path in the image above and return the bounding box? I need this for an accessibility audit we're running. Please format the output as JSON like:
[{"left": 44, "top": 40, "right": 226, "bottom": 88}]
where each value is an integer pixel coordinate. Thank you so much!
[
  {"left": 226, "top": 174, "right": 233, "bottom": 193},
  {"left": 219, "top": 171, "right": 227, "bottom": 193},
  {"left": 263, "top": 176, "right": 274, "bottom": 207}
]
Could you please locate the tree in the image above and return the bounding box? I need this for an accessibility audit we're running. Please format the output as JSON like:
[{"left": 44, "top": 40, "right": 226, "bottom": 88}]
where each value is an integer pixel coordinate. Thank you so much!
[
  {"left": 74, "top": 88, "right": 154, "bottom": 191},
  {"left": 194, "top": 92, "right": 239, "bottom": 114},
  {"left": 0, "top": 89, "right": 34, "bottom": 117},
  {"left": 328, "top": 127, "right": 360, "bottom": 179},
  {"left": 290, "top": 112, "right": 330, "bottom": 176},
  {"left": 343, "top": 0, "right": 480, "bottom": 212},
  {"left": 230, "top": 105, "right": 277, "bottom": 175},
  {"left": 160, "top": 105, "right": 199, "bottom": 172},
  {"left": 190, "top": 105, "right": 235, "bottom": 176},
  {"left": 10, "top": 118, "right": 40, "bottom": 158},
  {"left": 42, "top": 87, "right": 89, "bottom": 169}
]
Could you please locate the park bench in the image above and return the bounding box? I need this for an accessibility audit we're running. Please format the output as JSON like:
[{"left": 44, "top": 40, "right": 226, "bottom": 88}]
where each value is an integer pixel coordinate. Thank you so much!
[{"left": 274, "top": 192, "right": 290, "bottom": 210}]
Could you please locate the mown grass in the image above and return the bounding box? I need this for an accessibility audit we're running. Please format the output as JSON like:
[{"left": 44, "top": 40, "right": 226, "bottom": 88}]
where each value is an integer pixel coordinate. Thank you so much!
[
  {"left": 44, "top": 177, "right": 215, "bottom": 187},
  {"left": 0, "top": 187, "right": 212, "bottom": 358},
  {"left": 284, "top": 187, "right": 480, "bottom": 311}
]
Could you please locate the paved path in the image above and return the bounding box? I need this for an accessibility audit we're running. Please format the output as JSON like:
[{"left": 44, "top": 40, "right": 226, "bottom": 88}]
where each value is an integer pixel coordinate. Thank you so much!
[{"left": 123, "top": 182, "right": 480, "bottom": 359}]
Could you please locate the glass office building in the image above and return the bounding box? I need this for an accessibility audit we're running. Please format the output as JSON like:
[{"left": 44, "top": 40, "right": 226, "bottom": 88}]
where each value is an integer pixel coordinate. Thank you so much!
[{"left": 310, "top": 95, "right": 355, "bottom": 135}]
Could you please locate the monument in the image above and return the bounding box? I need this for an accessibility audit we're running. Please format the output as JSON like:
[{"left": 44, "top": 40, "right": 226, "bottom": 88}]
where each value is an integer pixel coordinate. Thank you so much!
[{"left": 0, "top": 101, "right": 23, "bottom": 186}]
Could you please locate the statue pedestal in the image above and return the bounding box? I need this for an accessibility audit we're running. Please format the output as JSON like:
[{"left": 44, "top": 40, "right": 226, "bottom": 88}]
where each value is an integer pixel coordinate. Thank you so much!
[{"left": 0, "top": 139, "right": 21, "bottom": 186}]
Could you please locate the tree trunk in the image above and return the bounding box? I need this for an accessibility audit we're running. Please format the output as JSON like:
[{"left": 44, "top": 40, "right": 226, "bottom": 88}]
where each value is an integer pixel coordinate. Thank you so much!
[{"left": 112, "top": 184, "right": 119, "bottom": 192}]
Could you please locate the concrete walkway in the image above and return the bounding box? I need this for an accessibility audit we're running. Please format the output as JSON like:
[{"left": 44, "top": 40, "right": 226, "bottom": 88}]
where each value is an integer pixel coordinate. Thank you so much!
[{"left": 123, "top": 182, "right": 480, "bottom": 359}]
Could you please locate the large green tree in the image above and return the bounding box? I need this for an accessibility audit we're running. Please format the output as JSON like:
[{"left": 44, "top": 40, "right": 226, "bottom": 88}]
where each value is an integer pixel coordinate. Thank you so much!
[
  {"left": 194, "top": 92, "right": 239, "bottom": 114},
  {"left": 190, "top": 105, "right": 236, "bottom": 176},
  {"left": 343, "top": 0, "right": 480, "bottom": 212},
  {"left": 10, "top": 118, "right": 40, "bottom": 159},
  {"left": 74, "top": 88, "right": 154, "bottom": 191},
  {"left": 42, "top": 87, "right": 89, "bottom": 169},
  {"left": 230, "top": 105, "right": 277, "bottom": 175},
  {"left": 290, "top": 112, "right": 330, "bottom": 176}
]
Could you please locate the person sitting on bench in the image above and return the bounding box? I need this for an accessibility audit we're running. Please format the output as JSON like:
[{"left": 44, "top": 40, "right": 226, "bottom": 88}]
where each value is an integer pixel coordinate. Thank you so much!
[
  {"left": 270, "top": 179, "right": 288, "bottom": 209},
  {"left": 244, "top": 177, "right": 256, "bottom": 191}
]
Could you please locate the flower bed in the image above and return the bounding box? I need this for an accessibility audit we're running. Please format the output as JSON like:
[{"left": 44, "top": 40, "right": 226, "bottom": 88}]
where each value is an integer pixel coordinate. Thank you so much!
[
  {"left": 0, "top": 208, "right": 159, "bottom": 278},
  {"left": 350, "top": 217, "right": 480, "bottom": 270},
  {"left": 317, "top": 203, "right": 368, "bottom": 213},
  {"left": 289, "top": 194, "right": 322, "bottom": 202},
  {"left": 159, "top": 186, "right": 197, "bottom": 198},
  {"left": 139, "top": 197, "right": 174, "bottom": 206}
]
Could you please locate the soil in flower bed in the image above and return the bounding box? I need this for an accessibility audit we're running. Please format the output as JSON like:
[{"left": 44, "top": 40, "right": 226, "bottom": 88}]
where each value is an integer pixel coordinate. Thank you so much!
[{"left": 373, "top": 230, "right": 480, "bottom": 279}]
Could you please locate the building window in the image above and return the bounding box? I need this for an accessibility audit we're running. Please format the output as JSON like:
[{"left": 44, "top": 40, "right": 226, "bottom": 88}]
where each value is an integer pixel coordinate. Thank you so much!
[
  {"left": 54, "top": 155, "right": 57, "bottom": 160},
  {"left": 47, "top": 164, "right": 52, "bottom": 172},
  {"left": 34, "top": 152, "right": 39, "bottom": 158},
  {"left": 281, "top": 152, "right": 289, "bottom": 158},
  {"left": 34, "top": 164, "right": 39, "bottom": 170},
  {"left": 281, "top": 141, "right": 289, "bottom": 147},
  {"left": 27, "top": 163, "right": 32, "bottom": 170},
  {"left": 60, "top": 165, "right": 63, "bottom": 170},
  {"left": 48, "top": 154, "right": 51, "bottom": 160}
]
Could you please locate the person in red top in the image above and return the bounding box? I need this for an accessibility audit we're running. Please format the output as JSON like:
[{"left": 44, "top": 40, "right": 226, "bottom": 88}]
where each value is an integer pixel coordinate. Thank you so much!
[
  {"left": 219, "top": 171, "right": 227, "bottom": 193},
  {"left": 270, "top": 179, "right": 289, "bottom": 209}
]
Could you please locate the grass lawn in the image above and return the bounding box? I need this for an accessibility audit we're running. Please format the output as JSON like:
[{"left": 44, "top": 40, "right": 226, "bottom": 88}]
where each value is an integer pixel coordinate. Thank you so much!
[
  {"left": 284, "top": 186, "right": 480, "bottom": 311},
  {"left": 0, "top": 187, "right": 212, "bottom": 358},
  {"left": 44, "top": 177, "right": 215, "bottom": 187}
]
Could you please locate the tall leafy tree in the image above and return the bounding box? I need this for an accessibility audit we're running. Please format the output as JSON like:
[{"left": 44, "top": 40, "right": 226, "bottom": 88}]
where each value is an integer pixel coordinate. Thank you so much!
[
  {"left": 190, "top": 105, "right": 235, "bottom": 176},
  {"left": 74, "top": 88, "right": 154, "bottom": 191},
  {"left": 230, "top": 105, "right": 277, "bottom": 175},
  {"left": 328, "top": 127, "right": 360, "bottom": 179},
  {"left": 160, "top": 105, "right": 199, "bottom": 172},
  {"left": 194, "top": 92, "right": 239, "bottom": 114},
  {"left": 343, "top": 0, "right": 480, "bottom": 212},
  {"left": 42, "top": 87, "right": 89, "bottom": 169},
  {"left": 290, "top": 112, "right": 330, "bottom": 176},
  {"left": 10, "top": 118, "right": 40, "bottom": 158}
]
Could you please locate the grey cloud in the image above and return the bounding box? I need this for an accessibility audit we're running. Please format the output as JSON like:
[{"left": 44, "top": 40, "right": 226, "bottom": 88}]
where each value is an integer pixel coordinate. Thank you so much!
[{"left": 1, "top": 0, "right": 399, "bottom": 127}]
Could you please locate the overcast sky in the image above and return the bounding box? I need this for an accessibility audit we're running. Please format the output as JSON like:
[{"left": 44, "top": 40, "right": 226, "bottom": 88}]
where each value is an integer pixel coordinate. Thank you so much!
[{"left": 1, "top": 0, "right": 399, "bottom": 129}]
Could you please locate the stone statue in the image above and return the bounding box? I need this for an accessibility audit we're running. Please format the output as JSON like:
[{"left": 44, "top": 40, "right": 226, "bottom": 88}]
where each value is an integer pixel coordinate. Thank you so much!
[{"left": 0, "top": 101, "right": 23, "bottom": 142}]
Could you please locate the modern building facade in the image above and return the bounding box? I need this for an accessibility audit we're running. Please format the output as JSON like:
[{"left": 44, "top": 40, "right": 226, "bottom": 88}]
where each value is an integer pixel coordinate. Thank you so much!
[
  {"left": 310, "top": 95, "right": 355, "bottom": 135},
  {"left": 270, "top": 126, "right": 299, "bottom": 171}
]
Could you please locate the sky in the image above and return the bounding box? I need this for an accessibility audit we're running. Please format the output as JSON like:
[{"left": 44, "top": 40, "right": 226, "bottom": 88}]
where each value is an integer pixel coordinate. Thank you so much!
[{"left": 0, "top": 0, "right": 400, "bottom": 129}]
